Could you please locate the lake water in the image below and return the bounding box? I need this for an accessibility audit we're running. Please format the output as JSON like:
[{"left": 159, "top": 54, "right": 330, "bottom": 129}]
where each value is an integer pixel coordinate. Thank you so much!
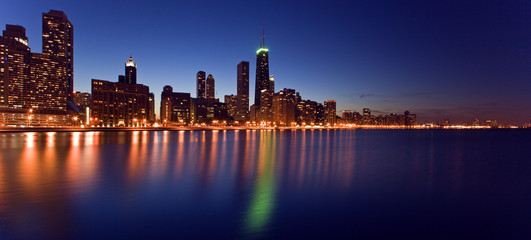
[{"left": 0, "top": 129, "right": 529, "bottom": 239}]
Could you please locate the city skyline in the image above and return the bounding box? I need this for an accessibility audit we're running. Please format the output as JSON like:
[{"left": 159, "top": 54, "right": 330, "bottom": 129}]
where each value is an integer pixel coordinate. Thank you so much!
[{"left": 1, "top": 1, "right": 529, "bottom": 124}]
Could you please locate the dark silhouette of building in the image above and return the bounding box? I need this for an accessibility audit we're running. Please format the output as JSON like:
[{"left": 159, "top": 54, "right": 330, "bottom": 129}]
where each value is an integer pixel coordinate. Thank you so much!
[
  {"left": 254, "top": 29, "right": 270, "bottom": 107},
  {"left": 206, "top": 74, "right": 215, "bottom": 99},
  {"left": 42, "top": 10, "right": 73, "bottom": 101},
  {"left": 148, "top": 92, "right": 155, "bottom": 122},
  {"left": 160, "top": 85, "right": 190, "bottom": 125},
  {"left": 196, "top": 71, "right": 206, "bottom": 99},
  {"left": 125, "top": 55, "right": 137, "bottom": 84},
  {"left": 236, "top": 61, "right": 249, "bottom": 121}
]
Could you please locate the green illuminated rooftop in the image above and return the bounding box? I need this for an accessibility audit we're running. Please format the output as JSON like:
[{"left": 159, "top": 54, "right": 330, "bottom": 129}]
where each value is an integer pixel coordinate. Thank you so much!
[{"left": 256, "top": 48, "right": 269, "bottom": 54}]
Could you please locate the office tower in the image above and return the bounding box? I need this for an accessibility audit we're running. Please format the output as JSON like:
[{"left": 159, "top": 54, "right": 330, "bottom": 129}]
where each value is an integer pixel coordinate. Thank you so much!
[
  {"left": 42, "top": 10, "right": 73, "bottom": 101},
  {"left": 236, "top": 61, "right": 249, "bottom": 121},
  {"left": 124, "top": 55, "right": 137, "bottom": 84},
  {"left": 29, "top": 53, "right": 68, "bottom": 114},
  {"left": 272, "top": 88, "right": 296, "bottom": 126},
  {"left": 206, "top": 74, "right": 215, "bottom": 99},
  {"left": 225, "top": 94, "right": 238, "bottom": 120},
  {"left": 160, "top": 85, "right": 191, "bottom": 125},
  {"left": 118, "top": 75, "right": 125, "bottom": 83},
  {"left": 0, "top": 25, "right": 31, "bottom": 107},
  {"left": 324, "top": 100, "right": 337, "bottom": 126},
  {"left": 148, "top": 92, "right": 155, "bottom": 122},
  {"left": 196, "top": 71, "right": 206, "bottom": 98},
  {"left": 315, "top": 103, "right": 324, "bottom": 125},
  {"left": 254, "top": 29, "right": 270, "bottom": 106}
]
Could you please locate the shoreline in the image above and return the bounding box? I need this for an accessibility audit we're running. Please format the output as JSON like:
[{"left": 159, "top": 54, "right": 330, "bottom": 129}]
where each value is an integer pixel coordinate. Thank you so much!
[{"left": 0, "top": 126, "right": 527, "bottom": 133}]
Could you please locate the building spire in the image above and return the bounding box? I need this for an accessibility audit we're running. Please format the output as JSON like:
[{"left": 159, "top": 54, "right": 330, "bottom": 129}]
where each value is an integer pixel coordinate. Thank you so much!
[{"left": 262, "top": 22, "right": 265, "bottom": 48}]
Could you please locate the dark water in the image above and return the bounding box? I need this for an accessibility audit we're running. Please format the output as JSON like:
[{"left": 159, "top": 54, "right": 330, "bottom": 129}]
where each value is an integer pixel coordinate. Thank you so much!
[{"left": 0, "top": 129, "right": 529, "bottom": 239}]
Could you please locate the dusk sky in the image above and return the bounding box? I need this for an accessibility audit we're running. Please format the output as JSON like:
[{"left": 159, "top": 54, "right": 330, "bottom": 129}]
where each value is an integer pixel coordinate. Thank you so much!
[{"left": 2, "top": 0, "right": 529, "bottom": 124}]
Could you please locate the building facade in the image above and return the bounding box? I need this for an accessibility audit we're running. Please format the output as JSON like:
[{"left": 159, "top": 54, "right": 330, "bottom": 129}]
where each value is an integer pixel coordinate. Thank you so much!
[
  {"left": 196, "top": 71, "right": 206, "bottom": 99},
  {"left": 236, "top": 61, "right": 249, "bottom": 121},
  {"left": 42, "top": 10, "right": 73, "bottom": 101},
  {"left": 91, "top": 79, "right": 150, "bottom": 127},
  {"left": 125, "top": 55, "right": 137, "bottom": 84},
  {"left": 206, "top": 74, "right": 215, "bottom": 99},
  {"left": 324, "top": 99, "right": 336, "bottom": 126},
  {"left": 160, "top": 85, "right": 191, "bottom": 125}
]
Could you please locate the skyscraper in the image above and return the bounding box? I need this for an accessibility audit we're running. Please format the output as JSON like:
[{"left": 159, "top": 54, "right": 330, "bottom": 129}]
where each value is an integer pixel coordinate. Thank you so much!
[
  {"left": 0, "top": 25, "right": 31, "bottom": 108},
  {"left": 254, "top": 29, "right": 270, "bottom": 107},
  {"left": 206, "top": 74, "right": 215, "bottom": 99},
  {"left": 324, "top": 100, "right": 337, "bottom": 126},
  {"left": 42, "top": 10, "right": 73, "bottom": 101},
  {"left": 236, "top": 61, "right": 249, "bottom": 121},
  {"left": 125, "top": 55, "right": 137, "bottom": 84},
  {"left": 196, "top": 71, "right": 206, "bottom": 99}
]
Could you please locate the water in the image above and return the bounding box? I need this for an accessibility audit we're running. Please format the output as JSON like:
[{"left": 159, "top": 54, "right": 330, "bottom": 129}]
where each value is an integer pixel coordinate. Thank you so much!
[{"left": 0, "top": 129, "right": 529, "bottom": 239}]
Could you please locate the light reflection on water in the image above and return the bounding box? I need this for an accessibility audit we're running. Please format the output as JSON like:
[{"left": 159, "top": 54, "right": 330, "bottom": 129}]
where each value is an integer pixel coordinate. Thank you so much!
[{"left": 0, "top": 129, "right": 529, "bottom": 239}]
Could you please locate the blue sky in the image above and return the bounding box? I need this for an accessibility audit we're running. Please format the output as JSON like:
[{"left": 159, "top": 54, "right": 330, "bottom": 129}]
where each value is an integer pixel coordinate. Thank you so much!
[{"left": 2, "top": 0, "right": 530, "bottom": 124}]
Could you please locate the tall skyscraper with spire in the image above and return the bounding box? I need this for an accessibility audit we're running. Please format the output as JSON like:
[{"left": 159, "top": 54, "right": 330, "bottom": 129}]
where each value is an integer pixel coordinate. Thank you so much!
[
  {"left": 125, "top": 55, "right": 137, "bottom": 84},
  {"left": 254, "top": 27, "right": 270, "bottom": 107}
]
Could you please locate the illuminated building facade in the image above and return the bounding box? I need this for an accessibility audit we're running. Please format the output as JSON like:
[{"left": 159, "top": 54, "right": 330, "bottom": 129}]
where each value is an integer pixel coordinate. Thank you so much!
[
  {"left": 236, "top": 61, "right": 249, "bottom": 121},
  {"left": 1, "top": 19, "right": 69, "bottom": 116},
  {"left": 272, "top": 88, "right": 296, "bottom": 126},
  {"left": 324, "top": 99, "right": 336, "bottom": 126},
  {"left": 0, "top": 25, "right": 31, "bottom": 108},
  {"left": 196, "top": 71, "right": 206, "bottom": 98},
  {"left": 42, "top": 10, "right": 73, "bottom": 101},
  {"left": 91, "top": 79, "right": 150, "bottom": 127},
  {"left": 125, "top": 55, "right": 137, "bottom": 84},
  {"left": 225, "top": 94, "right": 238, "bottom": 121},
  {"left": 206, "top": 74, "right": 215, "bottom": 99}
]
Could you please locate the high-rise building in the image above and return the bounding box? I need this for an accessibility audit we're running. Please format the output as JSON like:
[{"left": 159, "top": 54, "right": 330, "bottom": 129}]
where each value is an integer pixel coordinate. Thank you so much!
[
  {"left": 125, "top": 55, "right": 137, "bottom": 84},
  {"left": 272, "top": 88, "right": 296, "bottom": 126},
  {"left": 225, "top": 94, "right": 238, "bottom": 121},
  {"left": 254, "top": 30, "right": 270, "bottom": 107},
  {"left": 29, "top": 53, "right": 68, "bottom": 114},
  {"left": 236, "top": 61, "right": 249, "bottom": 121},
  {"left": 324, "top": 100, "right": 337, "bottom": 126},
  {"left": 196, "top": 71, "right": 206, "bottom": 99},
  {"left": 148, "top": 92, "right": 155, "bottom": 122},
  {"left": 0, "top": 25, "right": 31, "bottom": 108},
  {"left": 42, "top": 10, "right": 73, "bottom": 101},
  {"left": 160, "top": 85, "right": 190, "bottom": 125},
  {"left": 206, "top": 74, "right": 215, "bottom": 99}
]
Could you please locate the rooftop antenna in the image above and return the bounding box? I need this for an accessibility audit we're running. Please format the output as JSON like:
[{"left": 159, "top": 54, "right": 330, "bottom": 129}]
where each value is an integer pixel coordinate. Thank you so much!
[{"left": 262, "top": 21, "right": 265, "bottom": 48}]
